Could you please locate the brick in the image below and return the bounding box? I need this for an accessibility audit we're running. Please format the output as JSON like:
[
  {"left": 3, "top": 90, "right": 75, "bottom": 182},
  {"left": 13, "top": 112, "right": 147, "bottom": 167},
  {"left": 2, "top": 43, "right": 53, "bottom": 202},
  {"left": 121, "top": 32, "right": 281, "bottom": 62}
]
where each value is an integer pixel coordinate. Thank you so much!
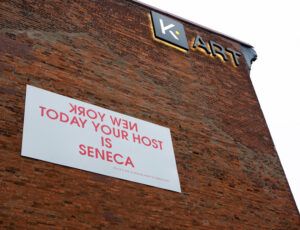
[{"left": 0, "top": 0, "right": 299, "bottom": 229}]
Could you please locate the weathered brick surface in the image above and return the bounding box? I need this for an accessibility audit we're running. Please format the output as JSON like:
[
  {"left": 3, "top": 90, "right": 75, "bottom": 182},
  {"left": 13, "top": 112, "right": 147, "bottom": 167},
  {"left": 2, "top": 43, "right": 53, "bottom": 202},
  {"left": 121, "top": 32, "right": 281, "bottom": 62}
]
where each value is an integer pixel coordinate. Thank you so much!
[{"left": 0, "top": 0, "right": 299, "bottom": 229}]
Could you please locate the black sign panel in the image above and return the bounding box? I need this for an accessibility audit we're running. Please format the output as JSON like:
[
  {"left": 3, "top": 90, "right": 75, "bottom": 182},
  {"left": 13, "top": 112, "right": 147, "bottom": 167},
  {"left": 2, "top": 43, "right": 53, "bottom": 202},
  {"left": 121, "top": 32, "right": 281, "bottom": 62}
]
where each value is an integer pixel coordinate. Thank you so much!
[{"left": 151, "top": 11, "right": 189, "bottom": 51}]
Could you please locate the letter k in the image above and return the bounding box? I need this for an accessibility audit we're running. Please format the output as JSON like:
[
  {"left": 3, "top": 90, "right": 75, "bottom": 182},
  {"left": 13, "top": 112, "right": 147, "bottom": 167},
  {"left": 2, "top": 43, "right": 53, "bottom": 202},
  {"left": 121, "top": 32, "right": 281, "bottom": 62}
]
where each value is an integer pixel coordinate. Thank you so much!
[{"left": 159, "top": 19, "right": 179, "bottom": 40}]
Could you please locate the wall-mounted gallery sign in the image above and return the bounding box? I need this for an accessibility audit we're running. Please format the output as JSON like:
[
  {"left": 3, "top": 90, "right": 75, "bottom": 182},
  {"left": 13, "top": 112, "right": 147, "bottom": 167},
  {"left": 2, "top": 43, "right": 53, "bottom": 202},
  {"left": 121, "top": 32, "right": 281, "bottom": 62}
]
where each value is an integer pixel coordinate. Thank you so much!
[
  {"left": 21, "top": 85, "right": 181, "bottom": 192},
  {"left": 151, "top": 11, "right": 242, "bottom": 67},
  {"left": 151, "top": 11, "right": 189, "bottom": 51}
]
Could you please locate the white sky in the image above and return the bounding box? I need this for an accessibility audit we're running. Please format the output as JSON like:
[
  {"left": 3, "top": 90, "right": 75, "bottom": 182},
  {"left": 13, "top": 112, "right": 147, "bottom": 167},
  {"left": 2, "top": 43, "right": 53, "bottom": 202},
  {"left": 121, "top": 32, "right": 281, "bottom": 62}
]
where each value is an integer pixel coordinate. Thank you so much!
[{"left": 137, "top": 0, "right": 300, "bottom": 212}]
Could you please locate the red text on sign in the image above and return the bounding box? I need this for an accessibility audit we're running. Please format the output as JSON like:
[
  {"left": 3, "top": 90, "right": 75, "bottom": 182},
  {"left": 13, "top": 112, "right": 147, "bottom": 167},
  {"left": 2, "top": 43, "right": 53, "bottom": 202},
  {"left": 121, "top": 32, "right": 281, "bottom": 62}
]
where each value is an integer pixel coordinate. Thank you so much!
[
  {"left": 79, "top": 144, "right": 134, "bottom": 168},
  {"left": 39, "top": 106, "right": 87, "bottom": 128},
  {"left": 132, "top": 133, "right": 163, "bottom": 150},
  {"left": 92, "top": 122, "right": 129, "bottom": 141},
  {"left": 110, "top": 115, "right": 138, "bottom": 132},
  {"left": 69, "top": 103, "right": 106, "bottom": 122}
]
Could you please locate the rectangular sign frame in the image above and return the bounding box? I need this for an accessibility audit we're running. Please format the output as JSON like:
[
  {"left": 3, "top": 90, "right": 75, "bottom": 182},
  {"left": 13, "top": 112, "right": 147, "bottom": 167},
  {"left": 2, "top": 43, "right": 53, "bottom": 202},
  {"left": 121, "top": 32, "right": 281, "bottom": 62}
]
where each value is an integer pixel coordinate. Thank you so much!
[{"left": 21, "top": 85, "right": 181, "bottom": 192}]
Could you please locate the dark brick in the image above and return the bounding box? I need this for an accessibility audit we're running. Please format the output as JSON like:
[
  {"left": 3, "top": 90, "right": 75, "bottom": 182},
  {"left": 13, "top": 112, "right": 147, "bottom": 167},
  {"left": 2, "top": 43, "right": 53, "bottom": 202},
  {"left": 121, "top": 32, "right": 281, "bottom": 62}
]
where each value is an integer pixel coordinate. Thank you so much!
[{"left": 0, "top": 0, "right": 299, "bottom": 229}]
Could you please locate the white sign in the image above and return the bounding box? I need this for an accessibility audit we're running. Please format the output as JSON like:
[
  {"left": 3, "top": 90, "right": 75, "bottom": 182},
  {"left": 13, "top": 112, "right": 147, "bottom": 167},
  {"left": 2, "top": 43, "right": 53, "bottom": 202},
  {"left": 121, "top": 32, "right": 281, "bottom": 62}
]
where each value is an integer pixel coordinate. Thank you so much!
[{"left": 21, "top": 85, "right": 181, "bottom": 192}]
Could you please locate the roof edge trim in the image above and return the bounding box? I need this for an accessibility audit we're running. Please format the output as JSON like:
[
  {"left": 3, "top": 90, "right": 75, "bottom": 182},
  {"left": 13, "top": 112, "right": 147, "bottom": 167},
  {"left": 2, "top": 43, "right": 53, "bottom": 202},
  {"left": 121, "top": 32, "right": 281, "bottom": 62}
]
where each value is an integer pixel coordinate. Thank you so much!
[
  {"left": 241, "top": 45, "right": 257, "bottom": 70},
  {"left": 132, "top": 0, "right": 253, "bottom": 48}
]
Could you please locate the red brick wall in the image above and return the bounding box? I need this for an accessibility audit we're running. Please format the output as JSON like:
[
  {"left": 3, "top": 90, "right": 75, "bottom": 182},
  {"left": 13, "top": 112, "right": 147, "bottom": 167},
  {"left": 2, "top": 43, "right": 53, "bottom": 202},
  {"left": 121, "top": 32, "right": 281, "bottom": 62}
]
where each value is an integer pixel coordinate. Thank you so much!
[{"left": 0, "top": 0, "right": 299, "bottom": 229}]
